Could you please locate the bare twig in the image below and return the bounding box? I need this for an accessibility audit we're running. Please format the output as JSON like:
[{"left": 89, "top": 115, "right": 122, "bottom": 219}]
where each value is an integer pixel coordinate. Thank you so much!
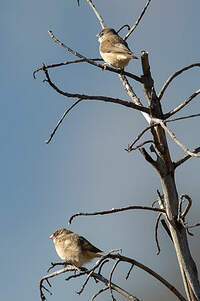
[
  {"left": 159, "top": 121, "right": 200, "bottom": 157},
  {"left": 109, "top": 259, "right": 121, "bottom": 301},
  {"left": 48, "top": 30, "right": 142, "bottom": 83},
  {"left": 42, "top": 64, "right": 149, "bottom": 114},
  {"left": 47, "top": 261, "right": 66, "bottom": 272},
  {"left": 179, "top": 195, "right": 192, "bottom": 220},
  {"left": 41, "top": 253, "right": 186, "bottom": 301},
  {"left": 161, "top": 219, "right": 173, "bottom": 242},
  {"left": 152, "top": 199, "right": 159, "bottom": 207},
  {"left": 128, "top": 113, "right": 200, "bottom": 153},
  {"left": 89, "top": 270, "right": 139, "bottom": 301},
  {"left": 117, "top": 24, "right": 130, "bottom": 34},
  {"left": 77, "top": 264, "right": 138, "bottom": 301},
  {"left": 112, "top": 254, "right": 187, "bottom": 301},
  {"left": 65, "top": 271, "right": 86, "bottom": 281},
  {"left": 165, "top": 113, "right": 200, "bottom": 123},
  {"left": 118, "top": 74, "right": 151, "bottom": 123},
  {"left": 156, "top": 189, "right": 165, "bottom": 209},
  {"left": 77, "top": 250, "right": 121, "bottom": 295},
  {"left": 156, "top": 190, "right": 173, "bottom": 242},
  {"left": 139, "top": 147, "right": 158, "bottom": 169},
  {"left": 174, "top": 147, "right": 200, "bottom": 168},
  {"left": 164, "top": 89, "right": 200, "bottom": 119},
  {"left": 69, "top": 205, "right": 165, "bottom": 224},
  {"left": 40, "top": 266, "right": 77, "bottom": 300},
  {"left": 98, "top": 259, "right": 109, "bottom": 275},
  {"left": 126, "top": 264, "right": 135, "bottom": 280},
  {"left": 184, "top": 223, "right": 200, "bottom": 229},
  {"left": 126, "top": 140, "right": 154, "bottom": 152},
  {"left": 124, "top": 0, "right": 152, "bottom": 40},
  {"left": 86, "top": 0, "right": 105, "bottom": 29},
  {"left": 44, "top": 257, "right": 136, "bottom": 301},
  {"left": 128, "top": 125, "right": 153, "bottom": 150},
  {"left": 91, "top": 287, "right": 109, "bottom": 301},
  {"left": 158, "top": 63, "right": 200, "bottom": 100},
  {"left": 33, "top": 58, "right": 102, "bottom": 79},
  {"left": 155, "top": 213, "right": 162, "bottom": 255},
  {"left": 177, "top": 195, "right": 199, "bottom": 233},
  {"left": 45, "top": 98, "right": 83, "bottom": 144}
]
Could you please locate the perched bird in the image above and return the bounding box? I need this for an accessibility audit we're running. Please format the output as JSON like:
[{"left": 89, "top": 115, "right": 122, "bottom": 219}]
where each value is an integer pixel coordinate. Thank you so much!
[
  {"left": 97, "top": 27, "right": 138, "bottom": 69},
  {"left": 49, "top": 228, "right": 105, "bottom": 267}
]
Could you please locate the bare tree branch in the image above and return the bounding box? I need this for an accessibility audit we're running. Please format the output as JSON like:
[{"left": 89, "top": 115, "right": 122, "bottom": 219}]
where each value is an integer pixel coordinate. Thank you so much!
[
  {"left": 40, "top": 266, "right": 74, "bottom": 300},
  {"left": 126, "top": 140, "right": 154, "bottom": 152},
  {"left": 87, "top": 269, "right": 140, "bottom": 301},
  {"left": 79, "top": 261, "right": 140, "bottom": 301},
  {"left": 41, "top": 254, "right": 186, "bottom": 301},
  {"left": 108, "top": 259, "right": 121, "bottom": 301},
  {"left": 117, "top": 24, "right": 131, "bottom": 35},
  {"left": 76, "top": 250, "right": 122, "bottom": 295},
  {"left": 164, "top": 89, "right": 200, "bottom": 119},
  {"left": 42, "top": 64, "right": 149, "bottom": 113},
  {"left": 91, "top": 287, "right": 109, "bottom": 301},
  {"left": 159, "top": 121, "right": 200, "bottom": 157},
  {"left": 139, "top": 147, "right": 158, "bottom": 169},
  {"left": 119, "top": 74, "right": 151, "bottom": 123},
  {"left": 41, "top": 259, "right": 138, "bottom": 301},
  {"left": 174, "top": 147, "right": 200, "bottom": 168},
  {"left": 179, "top": 195, "right": 192, "bottom": 220},
  {"left": 113, "top": 254, "right": 187, "bottom": 301},
  {"left": 45, "top": 98, "right": 83, "bottom": 144},
  {"left": 124, "top": 0, "right": 152, "bottom": 40},
  {"left": 33, "top": 58, "right": 102, "bottom": 79},
  {"left": 37, "top": 2, "right": 200, "bottom": 300},
  {"left": 184, "top": 223, "right": 200, "bottom": 229},
  {"left": 48, "top": 30, "right": 142, "bottom": 83},
  {"left": 84, "top": 0, "right": 152, "bottom": 130},
  {"left": 158, "top": 63, "right": 200, "bottom": 100},
  {"left": 47, "top": 262, "right": 66, "bottom": 273},
  {"left": 155, "top": 213, "right": 162, "bottom": 255},
  {"left": 127, "top": 125, "right": 153, "bottom": 151},
  {"left": 86, "top": 0, "right": 105, "bottom": 29},
  {"left": 126, "top": 264, "right": 134, "bottom": 280},
  {"left": 68, "top": 205, "right": 165, "bottom": 224},
  {"left": 161, "top": 219, "right": 173, "bottom": 242},
  {"left": 128, "top": 113, "right": 200, "bottom": 152},
  {"left": 166, "top": 113, "right": 200, "bottom": 123}
]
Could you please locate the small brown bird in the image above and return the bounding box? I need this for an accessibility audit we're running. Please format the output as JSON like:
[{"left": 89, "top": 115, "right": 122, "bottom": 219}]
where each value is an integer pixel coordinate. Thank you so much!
[
  {"left": 97, "top": 27, "right": 138, "bottom": 69},
  {"left": 50, "top": 228, "right": 105, "bottom": 267}
]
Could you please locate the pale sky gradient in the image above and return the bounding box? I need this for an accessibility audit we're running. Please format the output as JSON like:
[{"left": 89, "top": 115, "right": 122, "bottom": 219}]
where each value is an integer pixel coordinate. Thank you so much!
[{"left": 1, "top": 1, "right": 200, "bottom": 301}]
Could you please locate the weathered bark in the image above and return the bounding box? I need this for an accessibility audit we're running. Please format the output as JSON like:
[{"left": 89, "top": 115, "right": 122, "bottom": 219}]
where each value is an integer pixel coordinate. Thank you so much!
[{"left": 140, "top": 51, "right": 200, "bottom": 301}]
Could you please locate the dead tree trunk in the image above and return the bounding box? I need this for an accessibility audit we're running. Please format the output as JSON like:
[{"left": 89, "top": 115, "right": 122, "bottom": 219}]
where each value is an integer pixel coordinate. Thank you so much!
[{"left": 140, "top": 51, "right": 200, "bottom": 301}]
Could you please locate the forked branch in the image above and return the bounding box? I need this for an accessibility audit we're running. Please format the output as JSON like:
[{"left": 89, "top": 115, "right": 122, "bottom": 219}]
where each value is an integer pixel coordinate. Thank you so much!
[{"left": 40, "top": 253, "right": 186, "bottom": 301}]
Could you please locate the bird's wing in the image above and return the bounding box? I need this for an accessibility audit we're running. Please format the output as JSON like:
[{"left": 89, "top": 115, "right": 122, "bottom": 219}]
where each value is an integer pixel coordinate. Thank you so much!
[
  {"left": 102, "top": 36, "right": 132, "bottom": 55},
  {"left": 78, "top": 236, "right": 102, "bottom": 253}
]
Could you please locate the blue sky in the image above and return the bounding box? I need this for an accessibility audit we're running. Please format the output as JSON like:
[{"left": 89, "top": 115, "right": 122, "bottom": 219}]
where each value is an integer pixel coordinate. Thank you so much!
[{"left": 1, "top": 1, "right": 200, "bottom": 300}]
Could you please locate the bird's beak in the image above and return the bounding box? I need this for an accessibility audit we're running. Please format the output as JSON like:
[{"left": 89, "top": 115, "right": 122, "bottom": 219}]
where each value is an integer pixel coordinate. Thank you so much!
[
  {"left": 96, "top": 33, "right": 100, "bottom": 38},
  {"left": 49, "top": 234, "right": 54, "bottom": 239}
]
